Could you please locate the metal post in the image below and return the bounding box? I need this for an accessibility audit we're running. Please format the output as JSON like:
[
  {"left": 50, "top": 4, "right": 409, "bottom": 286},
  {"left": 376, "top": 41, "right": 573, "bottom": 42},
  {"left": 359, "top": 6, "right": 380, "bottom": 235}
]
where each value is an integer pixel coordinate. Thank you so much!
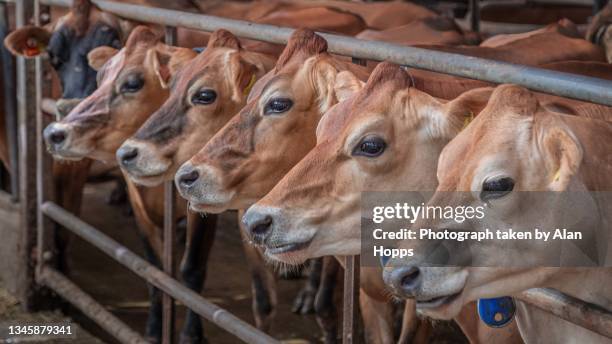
[
  {"left": 470, "top": 0, "right": 480, "bottom": 33},
  {"left": 15, "top": 0, "right": 42, "bottom": 311},
  {"left": 162, "top": 25, "right": 177, "bottom": 344},
  {"left": 36, "top": 0, "right": 56, "bottom": 286},
  {"left": 342, "top": 256, "right": 360, "bottom": 344},
  {"left": 0, "top": 1, "right": 18, "bottom": 201}
]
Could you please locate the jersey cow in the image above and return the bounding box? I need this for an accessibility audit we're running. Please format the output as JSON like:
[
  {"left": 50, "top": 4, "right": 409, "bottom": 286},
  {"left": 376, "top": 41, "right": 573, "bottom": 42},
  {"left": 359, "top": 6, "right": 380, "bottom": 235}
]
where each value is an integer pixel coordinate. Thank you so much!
[
  {"left": 383, "top": 84, "right": 611, "bottom": 343},
  {"left": 115, "top": 29, "right": 287, "bottom": 333},
  {"left": 174, "top": 29, "right": 432, "bottom": 344},
  {"left": 41, "top": 26, "right": 209, "bottom": 343}
]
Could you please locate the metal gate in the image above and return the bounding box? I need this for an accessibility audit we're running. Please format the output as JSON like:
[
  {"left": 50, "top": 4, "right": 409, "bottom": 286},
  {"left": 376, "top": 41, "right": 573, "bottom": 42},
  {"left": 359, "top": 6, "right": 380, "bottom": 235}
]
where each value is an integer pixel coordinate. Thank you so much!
[{"left": 2, "top": 0, "right": 612, "bottom": 343}]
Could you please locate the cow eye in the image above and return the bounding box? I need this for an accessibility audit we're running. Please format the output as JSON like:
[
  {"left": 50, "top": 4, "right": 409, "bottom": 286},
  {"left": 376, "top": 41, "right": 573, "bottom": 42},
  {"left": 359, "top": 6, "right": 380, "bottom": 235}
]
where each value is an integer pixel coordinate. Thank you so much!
[
  {"left": 353, "top": 136, "right": 386, "bottom": 158},
  {"left": 191, "top": 89, "right": 217, "bottom": 105},
  {"left": 481, "top": 177, "right": 515, "bottom": 201},
  {"left": 264, "top": 98, "right": 293, "bottom": 115},
  {"left": 120, "top": 74, "right": 144, "bottom": 93}
]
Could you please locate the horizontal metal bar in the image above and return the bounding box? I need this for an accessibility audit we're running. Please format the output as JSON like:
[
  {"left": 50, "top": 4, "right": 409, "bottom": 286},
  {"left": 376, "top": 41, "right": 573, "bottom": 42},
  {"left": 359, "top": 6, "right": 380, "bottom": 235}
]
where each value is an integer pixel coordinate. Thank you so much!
[
  {"left": 518, "top": 288, "right": 612, "bottom": 339},
  {"left": 41, "top": 201, "right": 279, "bottom": 344},
  {"left": 41, "top": 0, "right": 612, "bottom": 105},
  {"left": 37, "top": 266, "right": 148, "bottom": 344}
]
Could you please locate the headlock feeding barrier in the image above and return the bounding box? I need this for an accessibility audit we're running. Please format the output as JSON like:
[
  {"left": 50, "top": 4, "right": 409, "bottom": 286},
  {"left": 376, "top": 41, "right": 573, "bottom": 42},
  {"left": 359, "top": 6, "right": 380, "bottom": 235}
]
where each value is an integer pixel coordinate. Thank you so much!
[{"left": 0, "top": 0, "right": 611, "bottom": 343}]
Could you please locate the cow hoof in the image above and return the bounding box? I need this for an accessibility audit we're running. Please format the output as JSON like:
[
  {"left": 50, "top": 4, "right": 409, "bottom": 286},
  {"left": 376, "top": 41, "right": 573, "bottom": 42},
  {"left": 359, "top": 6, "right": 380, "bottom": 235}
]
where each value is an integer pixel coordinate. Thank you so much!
[
  {"left": 292, "top": 286, "right": 316, "bottom": 314},
  {"left": 179, "top": 333, "right": 204, "bottom": 344}
]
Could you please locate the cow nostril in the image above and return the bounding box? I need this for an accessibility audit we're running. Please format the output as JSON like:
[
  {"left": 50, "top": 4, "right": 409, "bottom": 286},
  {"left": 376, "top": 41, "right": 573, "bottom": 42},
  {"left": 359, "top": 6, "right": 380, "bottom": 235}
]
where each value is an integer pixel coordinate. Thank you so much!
[
  {"left": 251, "top": 215, "right": 272, "bottom": 236},
  {"left": 399, "top": 267, "right": 421, "bottom": 290},
  {"left": 178, "top": 169, "right": 200, "bottom": 188},
  {"left": 49, "top": 129, "right": 66, "bottom": 145},
  {"left": 118, "top": 147, "right": 139, "bottom": 165}
]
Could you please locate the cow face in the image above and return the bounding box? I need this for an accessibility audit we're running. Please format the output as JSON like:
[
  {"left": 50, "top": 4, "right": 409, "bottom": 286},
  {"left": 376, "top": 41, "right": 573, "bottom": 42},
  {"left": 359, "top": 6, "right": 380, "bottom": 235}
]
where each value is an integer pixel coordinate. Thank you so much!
[
  {"left": 116, "top": 30, "right": 275, "bottom": 187},
  {"left": 42, "top": 26, "right": 196, "bottom": 163},
  {"left": 382, "top": 85, "right": 612, "bottom": 320},
  {"left": 175, "top": 29, "right": 368, "bottom": 214},
  {"left": 4, "top": 0, "right": 122, "bottom": 110},
  {"left": 241, "top": 63, "right": 493, "bottom": 264}
]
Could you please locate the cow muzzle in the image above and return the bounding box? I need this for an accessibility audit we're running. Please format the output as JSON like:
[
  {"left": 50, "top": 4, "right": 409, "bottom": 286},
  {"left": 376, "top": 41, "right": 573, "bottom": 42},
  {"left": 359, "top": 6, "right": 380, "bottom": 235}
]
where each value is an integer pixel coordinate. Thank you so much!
[
  {"left": 242, "top": 205, "right": 315, "bottom": 264},
  {"left": 42, "top": 122, "right": 84, "bottom": 160},
  {"left": 117, "top": 139, "right": 171, "bottom": 186},
  {"left": 174, "top": 162, "right": 234, "bottom": 213}
]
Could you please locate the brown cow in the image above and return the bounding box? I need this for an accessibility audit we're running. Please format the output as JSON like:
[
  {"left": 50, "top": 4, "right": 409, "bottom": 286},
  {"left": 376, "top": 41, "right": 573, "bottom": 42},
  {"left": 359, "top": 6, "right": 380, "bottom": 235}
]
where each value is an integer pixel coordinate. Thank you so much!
[
  {"left": 296, "top": 0, "right": 437, "bottom": 30},
  {"left": 383, "top": 84, "right": 612, "bottom": 343},
  {"left": 240, "top": 62, "right": 525, "bottom": 344},
  {"left": 418, "top": 19, "right": 605, "bottom": 65},
  {"left": 114, "top": 29, "right": 289, "bottom": 333},
  {"left": 241, "top": 61, "right": 612, "bottom": 342},
  {"left": 175, "top": 30, "right": 424, "bottom": 344},
  {"left": 42, "top": 26, "right": 209, "bottom": 343},
  {"left": 357, "top": 16, "right": 478, "bottom": 46}
]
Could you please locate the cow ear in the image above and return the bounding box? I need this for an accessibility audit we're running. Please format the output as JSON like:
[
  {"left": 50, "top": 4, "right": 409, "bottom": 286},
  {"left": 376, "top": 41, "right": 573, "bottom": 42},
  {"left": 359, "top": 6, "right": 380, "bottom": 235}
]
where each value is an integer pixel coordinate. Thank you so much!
[
  {"left": 4, "top": 26, "right": 51, "bottom": 58},
  {"left": 234, "top": 58, "right": 259, "bottom": 101},
  {"left": 444, "top": 87, "right": 494, "bottom": 130},
  {"left": 541, "top": 125, "right": 583, "bottom": 191},
  {"left": 334, "top": 71, "right": 364, "bottom": 103},
  {"left": 87, "top": 46, "right": 119, "bottom": 71},
  {"left": 145, "top": 47, "right": 173, "bottom": 89},
  {"left": 146, "top": 46, "right": 196, "bottom": 89}
]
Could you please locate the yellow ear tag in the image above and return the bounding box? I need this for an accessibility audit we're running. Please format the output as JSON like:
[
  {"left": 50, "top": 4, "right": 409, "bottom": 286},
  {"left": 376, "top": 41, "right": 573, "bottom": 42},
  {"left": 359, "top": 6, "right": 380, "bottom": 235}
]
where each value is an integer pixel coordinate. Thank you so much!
[
  {"left": 462, "top": 111, "right": 475, "bottom": 130},
  {"left": 552, "top": 169, "right": 561, "bottom": 182},
  {"left": 243, "top": 74, "right": 257, "bottom": 97}
]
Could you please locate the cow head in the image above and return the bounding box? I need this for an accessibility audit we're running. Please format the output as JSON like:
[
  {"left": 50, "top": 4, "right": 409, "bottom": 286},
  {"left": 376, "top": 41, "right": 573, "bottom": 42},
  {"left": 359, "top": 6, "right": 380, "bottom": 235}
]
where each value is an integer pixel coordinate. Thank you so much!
[
  {"left": 4, "top": 0, "right": 124, "bottom": 113},
  {"left": 42, "top": 26, "right": 196, "bottom": 162},
  {"left": 241, "top": 62, "right": 493, "bottom": 264},
  {"left": 382, "top": 85, "right": 612, "bottom": 320},
  {"left": 175, "top": 29, "right": 368, "bottom": 213},
  {"left": 116, "top": 29, "right": 276, "bottom": 187}
]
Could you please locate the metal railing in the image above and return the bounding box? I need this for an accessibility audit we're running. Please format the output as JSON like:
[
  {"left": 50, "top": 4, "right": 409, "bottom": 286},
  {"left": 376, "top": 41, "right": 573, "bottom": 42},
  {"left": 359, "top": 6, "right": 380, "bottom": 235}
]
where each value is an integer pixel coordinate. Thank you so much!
[{"left": 6, "top": 0, "right": 612, "bottom": 343}]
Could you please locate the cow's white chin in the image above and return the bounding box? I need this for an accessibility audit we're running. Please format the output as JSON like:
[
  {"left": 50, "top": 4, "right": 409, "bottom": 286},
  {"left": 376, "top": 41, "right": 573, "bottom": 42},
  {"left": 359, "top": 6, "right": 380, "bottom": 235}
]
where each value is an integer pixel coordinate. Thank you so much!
[
  {"left": 264, "top": 238, "right": 315, "bottom": 266},
  {"left": 128, "top": 173, "right": 167, "bottom": 187},
  {"left": 416, "top": 288, "right": 466, "bottom": 320}
]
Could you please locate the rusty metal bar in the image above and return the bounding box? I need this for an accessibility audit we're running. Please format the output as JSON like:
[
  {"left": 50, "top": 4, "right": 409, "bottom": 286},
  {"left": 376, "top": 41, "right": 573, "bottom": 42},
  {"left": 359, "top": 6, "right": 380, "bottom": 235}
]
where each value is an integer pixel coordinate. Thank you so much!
[
  {"left": 0, "top": 1, "right": 19, "bottom": 200},
  {"left": 518, "top": 288, "right": 612, "bottom": 339},
  {"left": 15, "top": 0, "right": 40, "bottom": 310},
  {"left": 161, "top": 25, "right": 178, "bottom": 344},
  {"left": 37, "top": 266, "right": 149, "bottom": 344},
  {"left": 342, "top": 256, "right": 360, "bottom": 344},
  {"left": 40, "top": 0, "right": 612, "bottom": 106},
  {"left": 35, "top": 0, "right": 56, "bottom": 282},
  {"left": 41, "top": 201, "right": 280, "bottom": 344}
]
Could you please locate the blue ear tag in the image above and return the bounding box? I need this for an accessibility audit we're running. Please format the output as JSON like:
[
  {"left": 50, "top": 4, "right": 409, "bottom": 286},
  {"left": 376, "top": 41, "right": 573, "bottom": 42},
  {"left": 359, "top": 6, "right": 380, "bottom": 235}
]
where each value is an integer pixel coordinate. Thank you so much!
[
  {"left": 192, "top": 47, "right": 206, "bottom": 53},
  {"left": 477, "top": 297, "right": 516, "bottom": 327}
]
